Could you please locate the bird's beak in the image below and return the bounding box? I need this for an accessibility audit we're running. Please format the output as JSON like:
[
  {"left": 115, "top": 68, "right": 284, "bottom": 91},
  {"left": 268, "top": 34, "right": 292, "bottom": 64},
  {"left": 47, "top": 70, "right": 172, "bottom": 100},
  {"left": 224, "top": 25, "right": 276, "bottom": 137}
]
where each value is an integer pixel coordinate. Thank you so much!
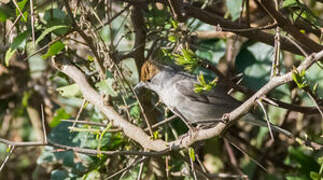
[{"left": 134, "top": 81, "right": 146, "bottom": 93}]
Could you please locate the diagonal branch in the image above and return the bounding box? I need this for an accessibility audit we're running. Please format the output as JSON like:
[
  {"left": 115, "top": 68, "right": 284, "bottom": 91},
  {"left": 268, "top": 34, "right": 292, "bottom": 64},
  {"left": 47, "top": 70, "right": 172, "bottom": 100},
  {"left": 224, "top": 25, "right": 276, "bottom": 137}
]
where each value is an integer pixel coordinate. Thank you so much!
[
  {"left": 169, "top": 50, "right": 323, "bottom": 149},
  {"left": 259, "top": 0, "right": 323, "bottom": 52},
  {"left": 183, "top": 4, "right": 314, "bottom": 55},
  {"left": 52, "top": 59, "right": 167, "bottom": 151}
]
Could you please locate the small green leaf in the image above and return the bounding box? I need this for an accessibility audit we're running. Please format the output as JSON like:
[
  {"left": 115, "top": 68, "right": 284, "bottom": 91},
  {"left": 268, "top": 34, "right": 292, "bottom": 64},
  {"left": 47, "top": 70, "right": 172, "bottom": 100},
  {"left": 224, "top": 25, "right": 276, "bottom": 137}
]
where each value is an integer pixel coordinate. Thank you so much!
[
  {"left": 226, "top": 0, "right": 243, "bottom": 21},
  {"left": 174, "top": 48, "right": 199, "bottom": 71},
  {"left": 50, "top": 108, "right": 70, "bottom": 127},
  {"left": 0, "top": 7, "right": 9, "bottom": 22},
  {"left": 16, "top": 0, "right": 28, "bottom": 21},
  {"left": 171, "top": 19, "right": 178, "bottom": 29},
  {"left": 188, "top": 147, "right": 195, "bottom": 162},
  {"left": 194, "top": 73, "right": 218, "bottom": 93},
  {"left": 310, "top": 171, "right": 320, "bottom": 180},
  {"left": 87, "top": 55, "right": 94, "bottom": 61},
  {"left": 83, "top": 170, "right": 101, "bottom": 180},
  {"left": 130, "top": 104, "right": 140, "bottom": 120},
  {"left": 35, "top": 25, "right": 68, "bottom": 45},
  {"left": 22, "top": 91, "right": 31, "bottom": 107},
  {"left": 42, "top": 41, "right": 65, "bottom": 59},
  {"left": 57, "top": 83, "right": 82, "bottom": 97},
  {"left": 11, "top": 30, "right": 30, "bottom": 50},
  {"left": 6, "top": 146, "right": 11, "bottom": 153},
  {"left": 153, "top": 131, "right": 159, "bottom": 140},
  {"left": 282, "top": 0, "right": 298, "bottom": 8},
  {"left": 168, "top": 35, "right": 177, "bottom": 42},
  {"left": 5, "top": 48, "right": 16, "bottom": 67},
  {"left": 292, "top": 68, "right": 308, "bottom": 89},
  {"left": 95, "top": 79, "right": 118, "bottom": 97}
]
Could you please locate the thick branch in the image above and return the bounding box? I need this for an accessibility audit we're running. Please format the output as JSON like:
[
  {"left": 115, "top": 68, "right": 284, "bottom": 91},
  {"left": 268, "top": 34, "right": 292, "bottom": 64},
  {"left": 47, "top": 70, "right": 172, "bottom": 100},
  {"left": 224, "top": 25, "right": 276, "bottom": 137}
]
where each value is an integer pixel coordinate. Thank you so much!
[
  {"left": 53, "top": 60, "right": 167, "bottom": 151},
  {"left": 183, "top": 4, "right": 313, "bottom": 55},
  {"left": 169, "top": 50, "right": 323, "bottom": 149},
  {"left": 260, "top": 0, "right": 323, "bottom": 52}
]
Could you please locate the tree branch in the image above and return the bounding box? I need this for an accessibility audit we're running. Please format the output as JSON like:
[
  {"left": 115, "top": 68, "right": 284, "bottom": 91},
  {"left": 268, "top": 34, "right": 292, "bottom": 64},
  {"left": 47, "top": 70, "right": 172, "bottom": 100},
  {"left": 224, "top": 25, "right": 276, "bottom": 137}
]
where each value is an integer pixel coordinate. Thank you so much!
[
  {"left": 169, "top": 50, "right": 323, "bottom": 149},
  {"left": 52, "top": 59, "right": 167, "bottom": 151},
  {"left": 183, "top": 4, "right": 314, "bottom": 55}
]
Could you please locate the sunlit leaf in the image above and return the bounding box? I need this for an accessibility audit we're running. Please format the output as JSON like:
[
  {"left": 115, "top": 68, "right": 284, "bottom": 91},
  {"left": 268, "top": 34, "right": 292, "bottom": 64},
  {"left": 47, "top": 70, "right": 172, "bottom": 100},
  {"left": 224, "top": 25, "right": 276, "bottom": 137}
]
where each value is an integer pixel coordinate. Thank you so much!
[
  {"left": 57, "top": 83, "right": 82, "bottom": 97},
  {"left": 42, "top": 41, "right": 65, "bottom": 59},
  {"left": 35, "top": 25, "right": 68, "bottom": 45},
  {"left": 188, "top": 147, "right": 195, "bottom": 162},
  {"left": 226, "top": 0, "right": 243, "bottom": 21},
  {"left": 5, "top": 48, "right": 16, "bottom": 67},
  {"left": 11, "top": 30, "right": 30, "bottom": 49},
  {"left": 50, "top": 108, "right": 70, "bottom": 128}
]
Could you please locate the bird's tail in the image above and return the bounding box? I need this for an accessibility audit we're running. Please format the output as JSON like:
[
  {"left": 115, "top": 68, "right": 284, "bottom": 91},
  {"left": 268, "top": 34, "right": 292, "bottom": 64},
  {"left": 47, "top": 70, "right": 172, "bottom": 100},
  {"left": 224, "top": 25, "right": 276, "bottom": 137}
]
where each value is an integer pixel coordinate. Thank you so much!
[{"left": 243, "top": 113, "right": 293, "bottom": 138}]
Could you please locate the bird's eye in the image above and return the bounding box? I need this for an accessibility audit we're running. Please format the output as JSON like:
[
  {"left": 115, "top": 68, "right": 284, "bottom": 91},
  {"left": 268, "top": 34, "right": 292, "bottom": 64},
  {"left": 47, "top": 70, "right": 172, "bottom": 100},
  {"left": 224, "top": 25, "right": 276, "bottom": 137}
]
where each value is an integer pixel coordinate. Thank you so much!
[{"left": 147, "top": 79, "right": 151, "bottom": 83}]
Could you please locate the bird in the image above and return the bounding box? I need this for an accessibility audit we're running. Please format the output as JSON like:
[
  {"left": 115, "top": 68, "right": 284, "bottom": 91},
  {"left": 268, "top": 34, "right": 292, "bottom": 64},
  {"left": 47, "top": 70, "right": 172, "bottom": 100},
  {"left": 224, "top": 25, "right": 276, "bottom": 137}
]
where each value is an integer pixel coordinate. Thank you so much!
[{"left": 135, "top": 60, "right": 292, "bottom": 137}]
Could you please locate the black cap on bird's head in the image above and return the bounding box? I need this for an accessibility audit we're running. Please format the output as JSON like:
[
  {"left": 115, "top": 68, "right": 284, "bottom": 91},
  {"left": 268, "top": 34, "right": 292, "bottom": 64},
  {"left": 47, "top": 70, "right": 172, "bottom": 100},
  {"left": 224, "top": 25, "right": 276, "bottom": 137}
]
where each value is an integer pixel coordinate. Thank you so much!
[
  {"left": 140, "top": 60, "right": 161, "bottom": 82},
  {"left": 134, "top": 60, "right": 161, "bottom": 91},
  {"left": 134, "top": 60, "right": 182, "bottom": 91}
]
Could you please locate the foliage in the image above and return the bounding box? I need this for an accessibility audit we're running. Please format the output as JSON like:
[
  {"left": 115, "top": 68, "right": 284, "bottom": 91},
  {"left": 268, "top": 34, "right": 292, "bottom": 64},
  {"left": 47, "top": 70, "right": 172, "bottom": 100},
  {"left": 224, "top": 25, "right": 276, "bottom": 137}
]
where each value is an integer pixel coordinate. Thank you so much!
[{"left": 0, "top": 0, "right": 322, "bottom": 179}]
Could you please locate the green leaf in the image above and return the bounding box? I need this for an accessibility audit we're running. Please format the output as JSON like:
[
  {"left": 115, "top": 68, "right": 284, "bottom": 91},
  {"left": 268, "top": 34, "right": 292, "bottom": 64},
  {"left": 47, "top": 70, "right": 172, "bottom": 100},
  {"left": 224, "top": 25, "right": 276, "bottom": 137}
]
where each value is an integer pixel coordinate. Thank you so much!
[
  {"left": 194, "top": 73, "right": 218, "bottom": 93},
  {"left": 57, "top": 83, "right": 82, "bottom": 97},
  {"left": 42, "top": 41, "right": 65, "bottom": 59},
  {"left": 0, "top": 7, "right": 9, "bottom": 22},
  {"left": 11, "top": 30, "right": 31, "bottom": 49},
  {"left": 236, "top": 42, "right": 277, "bottom": 90},
  {"left": 16, "top": 0, "right": 28, "bottom": 22},
  {"left": 196, "top": 39, "right": 226, "bottom": 64},
  {"left": 226, "top": 0, "right": 243, "bottom": 21},
  {"left": 51, "top": 170, "right": 69, "bottom": 180},
  {"left": 153, "top": 131, "right": 159, "bottom": 140},
  {"left": 83, "top": 170, "right": 101, "bottom": 180},
  {"left": 310, "top": 171, "right": 320, "bottom": 180},
  {"left": 171, "top": 19, "right": 178, "bottom": 29},
  {"left": 188, "top": 147, "right": 195, "bottom": 162},
  {"left": 286, "top": 147, "right": 320, "bottom": 178},
  {"left": 5, "top": 48, "right": 16, "bottom": 67},
  {"left": 286, "top": 176, "right": 308, "bottom": 180},
  {"left": 282, "top": 0, "right": 298, "bottom": 8},
  {"left": 95, "top": 79, "right": 118, "bottom": 97},
  {"left": 43, "top": 9, "right": 71, "bottom": 35},
  {"left": 50, "top": 108, "right": 70, "bottom": 128},
  {"left": 35, "top": 25, "right": 68, "bottom": 45},
  {"left": 22, "top": 91, "right": 31, "bottom": 107},
  {"left": 168, "top": 35, "right": 177, "bottom": 42},
  {"left": 174, "top": 48, "right": 199, "bottom": 71},
  {"left": 292, "top": 68, "right": 308, "bottom": 89},
  {"left": 130, "top": 104, "right": 140, "bottom": 120}
]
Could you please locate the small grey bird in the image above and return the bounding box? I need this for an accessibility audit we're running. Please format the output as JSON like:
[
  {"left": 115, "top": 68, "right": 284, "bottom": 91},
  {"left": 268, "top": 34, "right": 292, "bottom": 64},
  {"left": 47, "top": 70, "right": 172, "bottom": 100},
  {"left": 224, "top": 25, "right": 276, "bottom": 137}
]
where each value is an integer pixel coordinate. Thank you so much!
[{"left": 135, "top": 60, "right": 292, "bottom": 137}]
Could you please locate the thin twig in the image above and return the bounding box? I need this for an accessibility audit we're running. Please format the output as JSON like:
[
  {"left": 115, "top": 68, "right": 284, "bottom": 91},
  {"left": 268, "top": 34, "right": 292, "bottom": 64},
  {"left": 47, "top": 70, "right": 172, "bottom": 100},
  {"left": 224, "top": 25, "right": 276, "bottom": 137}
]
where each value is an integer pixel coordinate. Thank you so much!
[
  {"left": 23, "top": 32, "right": 72, "bottom": 61},
  {"left": 5, "top": 13, "right": 22, "bottom": 37},
  {"left": 30, "top": 0, "right": 35, "bottom": 47},
  {"left": 305, "top": 90, "right": 323, "bottom": 119},
  {"left": 71, "top": 99, "right": 87, "bottom": 129},
  {"left": 256, "top": 99, "right": 275, "bottom": 142},
  {"left": 40, "top": 104, "right": 47, "bottom": 144},
  {"left": 137, "top": 161, "right": 145, "bottom": 180},
  {"left": 285, "top": 36, "right": 309, "bottom": 57},
  {"left": 12, "top": 0, "right": 25, "bottom": 20},
  {"left": 0, "top": 145, "right": 15, "bottom": 172},
  {"left": 271, "top": 26, "right": 281, "bottom": 77},
  {"left": 189, "top": 151, "right": 198, "bottom": 180},
  {"left": 107, "top": 157, "right": 149, "bottom": 179}
]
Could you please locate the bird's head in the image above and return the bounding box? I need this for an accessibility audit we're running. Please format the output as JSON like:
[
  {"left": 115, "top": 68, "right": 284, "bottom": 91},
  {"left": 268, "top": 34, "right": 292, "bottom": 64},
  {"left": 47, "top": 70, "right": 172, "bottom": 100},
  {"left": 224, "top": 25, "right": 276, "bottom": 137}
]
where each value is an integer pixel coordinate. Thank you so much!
[{"left": 135, "top": 60, "right": 174, "bottom": 92}]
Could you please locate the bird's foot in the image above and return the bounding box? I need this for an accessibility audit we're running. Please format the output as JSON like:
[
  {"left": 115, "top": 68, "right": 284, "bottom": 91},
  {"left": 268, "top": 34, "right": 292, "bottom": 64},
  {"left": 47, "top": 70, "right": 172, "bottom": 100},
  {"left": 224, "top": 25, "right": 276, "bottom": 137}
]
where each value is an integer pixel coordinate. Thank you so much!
[
  {"left": 222, "top": 113, "right": 230, "bottom": 124},
  {"left": 178, "top": 125, "right": 199, "bottom": 146}
]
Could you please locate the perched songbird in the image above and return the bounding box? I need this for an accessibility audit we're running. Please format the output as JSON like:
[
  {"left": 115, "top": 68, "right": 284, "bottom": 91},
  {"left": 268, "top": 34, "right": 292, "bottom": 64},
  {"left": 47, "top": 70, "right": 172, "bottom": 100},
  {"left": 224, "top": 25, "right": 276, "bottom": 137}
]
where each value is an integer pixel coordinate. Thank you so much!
[{"left": 135, "top": 60, "right": 292, "bottom": 136}]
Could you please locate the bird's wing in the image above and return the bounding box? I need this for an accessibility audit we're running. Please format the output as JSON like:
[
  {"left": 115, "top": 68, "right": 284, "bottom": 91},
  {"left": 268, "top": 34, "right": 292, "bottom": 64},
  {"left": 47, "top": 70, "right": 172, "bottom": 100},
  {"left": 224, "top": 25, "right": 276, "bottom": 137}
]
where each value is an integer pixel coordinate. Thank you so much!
[{"left": 174, "top": 79, "right": 240, "bottom": 108}]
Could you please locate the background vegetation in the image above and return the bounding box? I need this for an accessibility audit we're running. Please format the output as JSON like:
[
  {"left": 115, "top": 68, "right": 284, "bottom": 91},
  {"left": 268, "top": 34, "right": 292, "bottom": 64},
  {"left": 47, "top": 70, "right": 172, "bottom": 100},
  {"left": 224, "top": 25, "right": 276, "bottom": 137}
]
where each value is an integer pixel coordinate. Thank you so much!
[{"left": 0, "top": 0, "right": 322, "bottom": 179}]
